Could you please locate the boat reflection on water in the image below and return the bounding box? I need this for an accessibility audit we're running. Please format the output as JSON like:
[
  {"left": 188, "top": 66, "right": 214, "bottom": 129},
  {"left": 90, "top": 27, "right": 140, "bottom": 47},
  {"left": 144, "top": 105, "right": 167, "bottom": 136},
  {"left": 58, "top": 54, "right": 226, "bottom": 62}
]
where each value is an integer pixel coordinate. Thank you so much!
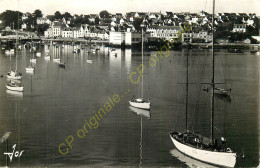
[
  {"left": 129, "top": 106, "right": 151, "bottom": 119},
  {"left": 129, "top": 106, "right": 150, "bottom": 167},
  {"left": 215, "top": 94, "right": 231, "bottom": 103},
  {"left": 6, "top": 90, "right": 23, "bottom": 100},
  {"left": 170, "top": 149, "right": 218, "bottom": 168}
]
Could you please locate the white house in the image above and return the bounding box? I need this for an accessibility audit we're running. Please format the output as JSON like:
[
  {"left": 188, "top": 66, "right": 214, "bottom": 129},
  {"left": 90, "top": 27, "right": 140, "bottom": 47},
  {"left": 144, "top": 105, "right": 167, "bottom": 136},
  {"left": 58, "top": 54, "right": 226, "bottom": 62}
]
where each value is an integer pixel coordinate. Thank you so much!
[
  {"left": 125, "top": 31, "right": 150, "bottom": 46},
  {"left": 62, "top": 28, "right": 73, "bottom": 38},
  {"left": 146, "top": 25, "right": 181, "bottom": 40},
  {"left": 109, "top": 31, "right": 125, "bottom": 45}
]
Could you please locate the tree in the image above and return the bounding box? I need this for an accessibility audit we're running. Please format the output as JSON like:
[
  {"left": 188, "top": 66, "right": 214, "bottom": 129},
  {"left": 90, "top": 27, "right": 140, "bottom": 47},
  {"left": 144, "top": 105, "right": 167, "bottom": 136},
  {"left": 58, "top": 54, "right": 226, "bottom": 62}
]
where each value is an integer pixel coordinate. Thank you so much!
[
  {"left": 133, "top": 18, "right": 143, "bottom": 32},
  {"left": 62, "top": 12, "right": 72, "bottom": 20},
  {"left": 34, "top": 9, "right": 43, "bottom": 18},
  {"left": 99, "top": 10, "right": 110, "bottom": 19},
  {"left": 0, "top": 10, "right": 23, "bottom": 29},
  {"left": 37, "top": 23, "right": 49, "bottom": 35},
  {"left": 95, "top": 17, "right": 100, "bottom": 25},
  {"left": 54, "top": 11, "right": 62, "bottom": 19}
]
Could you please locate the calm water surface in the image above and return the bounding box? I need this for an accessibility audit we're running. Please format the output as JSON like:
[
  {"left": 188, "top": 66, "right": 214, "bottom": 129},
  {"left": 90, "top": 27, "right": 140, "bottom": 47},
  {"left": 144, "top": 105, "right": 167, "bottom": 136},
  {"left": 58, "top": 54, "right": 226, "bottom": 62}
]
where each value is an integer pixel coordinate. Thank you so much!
[{"left": 0, "top": 44, "right": 259, "bottom": 167}]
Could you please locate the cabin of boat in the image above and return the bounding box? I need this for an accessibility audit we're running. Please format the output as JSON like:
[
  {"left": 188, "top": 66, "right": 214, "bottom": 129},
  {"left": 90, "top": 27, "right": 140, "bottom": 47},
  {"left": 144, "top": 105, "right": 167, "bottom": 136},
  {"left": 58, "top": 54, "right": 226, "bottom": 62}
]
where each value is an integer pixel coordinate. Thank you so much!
[{"left": 7, "top": 71, "right": 22, "bottom": 79}]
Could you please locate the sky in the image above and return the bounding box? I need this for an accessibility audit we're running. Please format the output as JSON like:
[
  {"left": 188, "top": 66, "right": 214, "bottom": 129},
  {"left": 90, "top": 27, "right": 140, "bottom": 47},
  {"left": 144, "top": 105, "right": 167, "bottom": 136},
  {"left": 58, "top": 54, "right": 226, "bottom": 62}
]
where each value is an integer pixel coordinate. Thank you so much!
[{"left": 0, "top": 0, "right": 259, "bottom": 16}]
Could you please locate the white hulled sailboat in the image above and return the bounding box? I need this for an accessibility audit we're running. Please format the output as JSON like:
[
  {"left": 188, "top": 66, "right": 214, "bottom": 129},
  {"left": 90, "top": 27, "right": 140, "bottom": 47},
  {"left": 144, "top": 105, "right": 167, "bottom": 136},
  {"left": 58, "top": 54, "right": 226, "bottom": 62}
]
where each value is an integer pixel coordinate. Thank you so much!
[
  {"left": 129, "top": 26, "right": 150, "bottom": 110},
  {"left": 169, "top": 1, "right": 236, "bottom": 167},
  {"left": 7, "top": 33, "right": 22, "bottom": 80}
]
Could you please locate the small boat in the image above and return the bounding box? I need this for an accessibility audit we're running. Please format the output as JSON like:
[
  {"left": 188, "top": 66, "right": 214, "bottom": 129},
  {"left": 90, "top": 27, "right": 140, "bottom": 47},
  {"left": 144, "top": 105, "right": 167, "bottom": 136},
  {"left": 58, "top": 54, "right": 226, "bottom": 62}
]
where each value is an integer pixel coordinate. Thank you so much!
[
  {"left": 129, "top": 28, "right": 151, "bottom": 110},
  {"left": 45, "top": 54, "right": 51, "bottom": 60},
  {"left": 10, "top": 49, "right": 15, "bottom": 54},
  {"left": 6, "top": 81, "right": 23, "bottom": 92},
  {"left": 250, "top": 45, "right": 259, "bottom": 53},
  {"left": 73, "top": 48, "right": 80, "bottom": 53},
  {"left": 129, "top": 97, "right": 150, "bottom": 110},
  {"left": 53, "top": 58, "right": 60, "bottom": 63},
  {"left": 36, "top": 52, "right": 41, "bottom": 57},
  {"left": 30, "top": 58, "right": 37, "bottom": 63},
  {"left": 5, "top": 50, "right": 10, "bottom": 55},
  {"left": 26, "top": 66, "right": 34, "bottom": 73},
  {"left": 6, "top": 71, "right": 22, "bottom": 80},
  {"left": 87, "top": 60, "right": 93, "bottom": 64},
  {"left": 214, "top": 87, "right": 231, "bottom": 96}
]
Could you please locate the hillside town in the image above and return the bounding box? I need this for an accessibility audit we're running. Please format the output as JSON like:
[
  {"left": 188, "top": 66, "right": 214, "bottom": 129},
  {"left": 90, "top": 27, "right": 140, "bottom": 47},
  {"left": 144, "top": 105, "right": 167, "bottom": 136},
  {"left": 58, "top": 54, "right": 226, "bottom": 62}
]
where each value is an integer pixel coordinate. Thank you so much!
[{"left": 0, "top": 10, "right": 260, "bottom": 47}]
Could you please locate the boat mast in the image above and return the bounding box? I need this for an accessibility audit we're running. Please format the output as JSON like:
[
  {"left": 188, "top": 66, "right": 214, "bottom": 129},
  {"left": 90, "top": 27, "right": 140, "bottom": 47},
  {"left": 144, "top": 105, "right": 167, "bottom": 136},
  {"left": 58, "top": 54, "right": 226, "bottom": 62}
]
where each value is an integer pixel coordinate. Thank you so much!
[
  {"left": 211, "top": 0, "right": 215, "bottom": 142},
  {"left": 16, "top": 32, "right": 18, "bottom": 72},
  {"left": 141, "top": 27, "right": 144, "bottom": 98},
  {"left": 186, "top": 51, "right": 189, "bottom": 132}
]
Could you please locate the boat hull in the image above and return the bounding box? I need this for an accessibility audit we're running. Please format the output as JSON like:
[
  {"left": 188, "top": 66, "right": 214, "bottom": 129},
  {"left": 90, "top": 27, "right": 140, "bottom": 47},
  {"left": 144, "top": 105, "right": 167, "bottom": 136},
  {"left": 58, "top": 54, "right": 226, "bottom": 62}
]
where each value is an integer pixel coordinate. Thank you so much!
[
  {"left": 170, "top": 135, "right": 236, "bottom": 167},
  {"left": 6, "top": 85, "right": 23, "bottom": 92},
  {"left": 129, "top": 101, "right": 150, "bottom": 110},
  {"left": 53, "top": 59, "right": 60, "bottom": 63},
  {"left": 6, "top": 75, "right": 22, "bottom": 80},
  {"left": 45, "top": 56, "right": 51, "bottom": 60}
]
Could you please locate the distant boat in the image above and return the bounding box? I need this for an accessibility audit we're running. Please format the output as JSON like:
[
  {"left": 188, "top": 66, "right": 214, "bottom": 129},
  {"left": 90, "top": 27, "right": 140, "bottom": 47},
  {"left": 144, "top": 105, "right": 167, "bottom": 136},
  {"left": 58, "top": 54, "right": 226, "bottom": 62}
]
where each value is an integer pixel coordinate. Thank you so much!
[
  {"left": 250, "top": 45, "right": 259, "bottom": 53},
  {"left": 45, "top": 53, "right": 51, "bottom": 60},
  {"left": 30, "top": 58, "right": 37, "bottom": 63},
  {"left": 202, "top": 87, "right": 231, "bottom": 96},
  {"left": 5, "top": 50, "right": 11, "bottom": 55},
  {"left": 36, "top": 52, "right": 41, "bottom": 57},
  {"left": 87, "top": 60, "right": 93, "bottom": 64},
  {"left": 6, "top": 81, "right": 23, "bottom": 92},
  {"left": 26, "top": 65, "right": 34, "bottom": 73},
  {"left": 214, "top": 87, "right": 231, "bottom": 96},
  {"left": 7, "top": 34, "right": 22, "bottom": 80},
  {"left": 53, "top": 58, "right": 60, "bottom": 63},
  {"left": 228, "top": 48, "right": 243, "bottom": 53},
  {"left": 73, "top": 48, "right": 80, "bottom": 53},
  {"left": 129, "top": 27, "right": 151, "bottom": 110},
  {"left": 30, "top": 48, "right": 37, "bottom": 63},
  {"left": 10, "top": 49, "right": 15, "bottom": 54}
]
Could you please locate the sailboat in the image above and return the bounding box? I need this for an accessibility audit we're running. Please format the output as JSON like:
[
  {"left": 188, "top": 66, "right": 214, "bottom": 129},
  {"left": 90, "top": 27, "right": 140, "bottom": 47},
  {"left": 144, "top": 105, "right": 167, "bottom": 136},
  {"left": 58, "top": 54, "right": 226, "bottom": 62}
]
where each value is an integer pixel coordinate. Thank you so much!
[
  {"left": 7, "top": 33, "right": 22, "bottom": 80},
  {"left": 26, "top": 46, "right": 35, "bottom": 73},
  {"left": 36, "top": 52, "right": 41, "bottom": 57},
  {"left": 129, "top": 27, "right": 151, "bottom": 110},
  {"left": 45, "top": 53, "right": 51, "bottom": 60},
  {"left": 169, "top": 1, "right": 236, "bottom": 167},
  {"left": 87, "top": 48, "right": 93, "bottom": 64},
  {"left": 30, "top": 43, "right": 37, "bottom": 63}
]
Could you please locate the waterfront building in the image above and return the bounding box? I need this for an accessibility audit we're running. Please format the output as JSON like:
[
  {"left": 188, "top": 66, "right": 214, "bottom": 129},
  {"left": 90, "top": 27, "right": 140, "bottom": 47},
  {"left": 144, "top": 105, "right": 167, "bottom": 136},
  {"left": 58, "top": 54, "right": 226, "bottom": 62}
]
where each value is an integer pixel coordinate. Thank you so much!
[
  {"left": 146, "top": 25, "right": 181, "bottom": 40},
  {"left": 109, "top": 31, "right": 125, "bottom": 46},
  {"left": 62, "top": 28, "right": 73, "bottom": 38}
]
